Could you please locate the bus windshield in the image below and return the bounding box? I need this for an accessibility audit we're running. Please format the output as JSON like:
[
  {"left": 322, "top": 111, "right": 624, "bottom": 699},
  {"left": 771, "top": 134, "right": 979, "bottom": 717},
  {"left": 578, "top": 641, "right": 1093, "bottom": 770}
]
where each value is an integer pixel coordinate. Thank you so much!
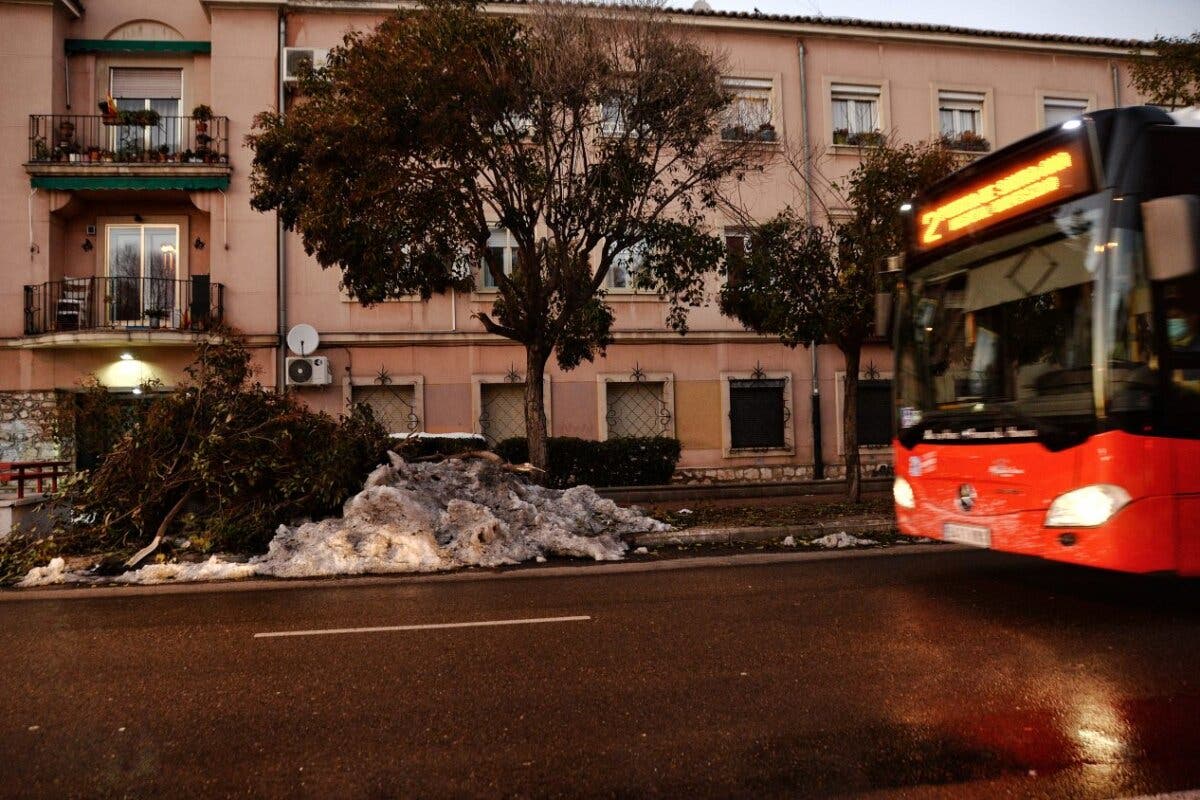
[{"left": 896, "top": 203, "right": 1105, "bottom": 448}]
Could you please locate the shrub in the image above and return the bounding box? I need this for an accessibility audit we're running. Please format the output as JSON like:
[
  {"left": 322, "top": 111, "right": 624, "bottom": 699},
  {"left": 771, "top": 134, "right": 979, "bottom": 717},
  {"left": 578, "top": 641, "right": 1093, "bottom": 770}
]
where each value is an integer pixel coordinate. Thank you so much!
[
  {"left": 1, "top": 333, "right": 392, "bottom": 583},
  {"left": 389, "top": 433, "right": 487, "bottom": 460},
  {"left": 494, "top": 436, "right": 681, "bottom": 488}
]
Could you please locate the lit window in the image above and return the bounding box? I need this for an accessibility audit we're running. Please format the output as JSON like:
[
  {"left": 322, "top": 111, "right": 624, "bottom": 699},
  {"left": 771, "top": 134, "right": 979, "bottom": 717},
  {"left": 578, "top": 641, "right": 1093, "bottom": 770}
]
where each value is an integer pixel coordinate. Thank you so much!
[
  {"left": 831, "top": 84, "right": 881, "bottom": 145},
  {"left": 721, "top": 78, "right": 775, "bottom": 141}
]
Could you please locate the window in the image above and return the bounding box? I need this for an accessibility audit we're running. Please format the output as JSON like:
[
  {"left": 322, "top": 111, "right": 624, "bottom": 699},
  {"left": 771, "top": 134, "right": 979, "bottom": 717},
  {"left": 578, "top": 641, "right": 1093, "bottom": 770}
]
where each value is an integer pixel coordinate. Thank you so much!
[
  {"left": 479, "top": 383, "right": 527, "bottom": 445},
  {"left": 105, "top": 224, "right": 181, "bottom": 324},
  {"left": 831, "top": 84, "right": 881, "bottom": 145},
  {"left": 601, "top": 375, "right": 674, "bottom": 439},
  {"left": 729, "top": 378, "right": 787, "bottom": 450},
  {"left": 482, "top": 228, "right": 520, "bottom": 289},
  {"left": 111, "top": 68, "right": 182, "bottom": 154},
  {"left": 856, "top": 379, "right": 893, "bottom": 446},
  {"left": 1043, "top": 97, "right": 1088, "bottom": 129},
  {"left": 351, "top": 383, "right": 420, "bottom": 435},
  {"left": 600, "top": 96, "right": 627, "bottom": 137},
  {"left": 722, "top": 78, "right": 775, "bottom": 141},
  {"left": 938, "top": 90, "right": 989, "bottom": 151},
  {"left": 608, "top": 241, "right": 646, "bottom": 290}
]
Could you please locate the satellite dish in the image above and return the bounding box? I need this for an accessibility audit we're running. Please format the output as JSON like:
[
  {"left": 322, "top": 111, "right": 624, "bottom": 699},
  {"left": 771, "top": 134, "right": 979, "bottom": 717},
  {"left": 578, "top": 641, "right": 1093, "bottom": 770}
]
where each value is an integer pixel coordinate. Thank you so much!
[{"left": 286, "top": 323, "right": 320, "bottom": 356}]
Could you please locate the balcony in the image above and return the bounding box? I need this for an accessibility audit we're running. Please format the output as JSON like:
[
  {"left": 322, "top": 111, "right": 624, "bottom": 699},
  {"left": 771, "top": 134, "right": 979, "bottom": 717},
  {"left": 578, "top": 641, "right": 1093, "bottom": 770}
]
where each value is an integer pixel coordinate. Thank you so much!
[
  {"left": 25, "top": 114, "right": 231, "bottom": 191},
  {"left": 21, "top": 276, "right": 224, "bottom": 347}
]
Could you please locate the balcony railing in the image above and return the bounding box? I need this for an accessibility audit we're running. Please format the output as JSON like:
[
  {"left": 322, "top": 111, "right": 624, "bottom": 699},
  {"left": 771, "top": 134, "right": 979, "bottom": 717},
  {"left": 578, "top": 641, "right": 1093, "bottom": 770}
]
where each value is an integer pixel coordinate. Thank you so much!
[
  {"left": 28, "top": 114, "right": 230, "bottom": 165},
  {"left": 23, "top": 276, "right": 224, "bottom": 336}
]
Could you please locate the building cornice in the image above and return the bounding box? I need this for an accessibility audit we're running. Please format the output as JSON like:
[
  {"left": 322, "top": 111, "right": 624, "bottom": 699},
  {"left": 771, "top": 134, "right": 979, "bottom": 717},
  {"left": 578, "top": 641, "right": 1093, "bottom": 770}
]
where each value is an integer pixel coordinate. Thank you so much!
[
  {"left": 281, "top": 0, "right": 1150, "bottom": 57},
  {"left": 0, "top": 0, "right": 83, "bottom": 19}
]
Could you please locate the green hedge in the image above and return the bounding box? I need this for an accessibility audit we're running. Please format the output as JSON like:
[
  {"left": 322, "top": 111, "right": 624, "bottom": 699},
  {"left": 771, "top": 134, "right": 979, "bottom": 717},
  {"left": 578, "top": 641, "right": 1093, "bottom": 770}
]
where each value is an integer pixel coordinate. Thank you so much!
[
  {"left": 493, "top": 436, "right": 681, "bottom": 488},
  {"left": 388, "top": 433, "right": 487, "bottom": 460}
]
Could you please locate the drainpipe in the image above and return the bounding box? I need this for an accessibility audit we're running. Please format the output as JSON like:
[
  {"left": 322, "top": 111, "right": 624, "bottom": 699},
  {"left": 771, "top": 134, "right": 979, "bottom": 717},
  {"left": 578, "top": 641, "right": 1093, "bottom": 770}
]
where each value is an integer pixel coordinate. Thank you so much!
[
  {"left": 1111, "top": 62, "right": 1122, "bottom": 107},
  {"left": 797, "top": 40, "right": 824, "bottom": 479},
  {"left": 276, "top": 13, "right": 288, "bottom": 392}
]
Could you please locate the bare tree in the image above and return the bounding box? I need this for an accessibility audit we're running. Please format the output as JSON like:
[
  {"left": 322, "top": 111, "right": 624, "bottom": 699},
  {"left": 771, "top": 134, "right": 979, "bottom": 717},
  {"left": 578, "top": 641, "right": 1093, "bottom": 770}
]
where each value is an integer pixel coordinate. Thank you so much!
[{"left": 248, "top": 0, "right": 765, "bottom": 470}]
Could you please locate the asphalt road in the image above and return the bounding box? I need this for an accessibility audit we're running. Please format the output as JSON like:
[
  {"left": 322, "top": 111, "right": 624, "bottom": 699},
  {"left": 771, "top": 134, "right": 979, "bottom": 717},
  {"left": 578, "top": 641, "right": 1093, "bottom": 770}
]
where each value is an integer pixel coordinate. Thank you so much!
[{"left": 2, "top": 549, "right": 1200, "bottom": 799}]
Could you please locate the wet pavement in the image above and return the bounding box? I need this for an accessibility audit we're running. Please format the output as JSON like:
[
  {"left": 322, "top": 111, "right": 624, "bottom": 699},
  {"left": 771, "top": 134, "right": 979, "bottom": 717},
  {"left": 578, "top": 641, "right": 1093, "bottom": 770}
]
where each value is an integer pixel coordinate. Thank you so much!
[{"left": 1, "top": 549, "right": 1199, "bottom": 798}]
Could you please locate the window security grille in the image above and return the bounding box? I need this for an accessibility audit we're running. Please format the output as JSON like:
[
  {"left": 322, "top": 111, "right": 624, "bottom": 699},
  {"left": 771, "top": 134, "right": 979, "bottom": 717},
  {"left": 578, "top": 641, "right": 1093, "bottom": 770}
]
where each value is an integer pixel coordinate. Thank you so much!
[
  {"left": 606, "top": 381, "right": 669, "bottom": 438},
  {"left": 480, "top": 383, "right": 526, "bottom": 445},
  {"left": 352, "top": 384, "right": 419, "bottom": 435}
]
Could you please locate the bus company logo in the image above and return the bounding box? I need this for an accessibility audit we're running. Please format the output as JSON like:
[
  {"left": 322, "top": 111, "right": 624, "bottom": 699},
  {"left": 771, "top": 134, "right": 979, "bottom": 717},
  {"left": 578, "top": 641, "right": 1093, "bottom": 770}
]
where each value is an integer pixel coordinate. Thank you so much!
[
  {"left": 908, "top": 451, "right": 938, "bottom": 477},
  {"left": 957, "top": 484, "right": 978, "bottom": 512},
  {"left": 987, "top": 460, "right": 1025, "bottom": 478}
]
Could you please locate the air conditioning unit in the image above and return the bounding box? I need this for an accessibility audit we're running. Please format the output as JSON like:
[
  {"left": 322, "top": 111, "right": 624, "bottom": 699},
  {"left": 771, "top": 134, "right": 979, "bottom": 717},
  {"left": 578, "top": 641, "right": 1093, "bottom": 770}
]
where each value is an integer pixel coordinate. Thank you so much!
[
  {"left": 286, "top": 356, "right": 332, "bottom": 387},
  {"left": 283, "top": 48, "right": 329, "bottom": 84}
]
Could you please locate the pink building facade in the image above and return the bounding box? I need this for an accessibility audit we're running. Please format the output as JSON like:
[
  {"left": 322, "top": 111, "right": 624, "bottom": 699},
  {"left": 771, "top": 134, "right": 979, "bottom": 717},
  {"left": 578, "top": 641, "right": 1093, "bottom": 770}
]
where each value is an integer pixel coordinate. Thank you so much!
[{"left": 0, "top": 0, "right": 1147, "bottom": 480}]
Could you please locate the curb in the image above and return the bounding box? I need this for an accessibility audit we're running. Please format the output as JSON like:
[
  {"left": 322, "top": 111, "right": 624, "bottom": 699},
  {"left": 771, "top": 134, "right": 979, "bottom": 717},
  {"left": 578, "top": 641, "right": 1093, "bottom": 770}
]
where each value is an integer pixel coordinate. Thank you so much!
[
  {"left": 598, "top": 477, "right": 891, "bottom": 505},
  {"left": 0, "top": 543, "right": 960, "bottom": 602},
  {"left": 634, "top": 516, "right": 896, "bottom": 547}
]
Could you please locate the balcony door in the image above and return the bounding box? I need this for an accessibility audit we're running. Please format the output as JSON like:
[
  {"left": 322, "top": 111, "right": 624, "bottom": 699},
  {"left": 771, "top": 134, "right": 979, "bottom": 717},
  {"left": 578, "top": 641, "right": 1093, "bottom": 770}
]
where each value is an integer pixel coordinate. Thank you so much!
[
  {"left": 110, "top": 68, "right": 183, "bottom": 156},
  {"left": 106, "top": 225, "right": 181, "bottom": 325}
]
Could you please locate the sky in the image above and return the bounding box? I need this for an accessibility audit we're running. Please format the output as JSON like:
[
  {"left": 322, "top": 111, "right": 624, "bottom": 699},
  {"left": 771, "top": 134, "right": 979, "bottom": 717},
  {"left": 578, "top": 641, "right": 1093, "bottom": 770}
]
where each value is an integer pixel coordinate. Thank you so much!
[{"left": 666, "top": 0, "right": 1199, "bottom": 41}]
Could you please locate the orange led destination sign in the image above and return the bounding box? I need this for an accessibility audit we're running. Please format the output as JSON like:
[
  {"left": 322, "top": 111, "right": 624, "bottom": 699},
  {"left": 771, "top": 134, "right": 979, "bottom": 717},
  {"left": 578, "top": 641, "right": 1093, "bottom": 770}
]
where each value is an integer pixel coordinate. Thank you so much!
[{"left": 914, "top": 134, "right": 1092, "bottom": 252}]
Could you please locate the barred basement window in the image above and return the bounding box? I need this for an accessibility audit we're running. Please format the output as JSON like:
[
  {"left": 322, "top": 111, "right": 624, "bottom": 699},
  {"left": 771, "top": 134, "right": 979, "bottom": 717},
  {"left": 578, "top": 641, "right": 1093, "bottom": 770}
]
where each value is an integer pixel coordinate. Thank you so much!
[
  {"left": 351, "top": 384, "right": 419, "bottom": 435},
  {"left": 606, "top": 381, "right": 669, "bottom": 438},
  {"left": 479, "top": 383, "right": 526, "bottom": 445},
  {"left": 856, "top": 379, "right": 893, "bottom": 446},
  {"left": 729, "top": 378, "right": 786, "bottom": 449}
]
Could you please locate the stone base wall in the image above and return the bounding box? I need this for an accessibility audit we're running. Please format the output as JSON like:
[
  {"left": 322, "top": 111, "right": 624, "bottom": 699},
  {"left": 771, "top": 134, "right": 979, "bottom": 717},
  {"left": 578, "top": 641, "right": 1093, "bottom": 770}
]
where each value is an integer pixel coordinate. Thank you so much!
[
  {"left": 0, "top": 392, "right": 66, "bottom": 463},
  {"left": 672, "top": 447, "right": 894, "bottom": 485}
]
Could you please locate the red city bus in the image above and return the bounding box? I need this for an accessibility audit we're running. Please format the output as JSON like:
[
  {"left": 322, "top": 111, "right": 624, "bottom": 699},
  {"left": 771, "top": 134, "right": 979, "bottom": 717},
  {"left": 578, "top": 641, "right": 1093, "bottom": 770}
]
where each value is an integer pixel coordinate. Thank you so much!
[{"left": 893, "top": 106, "right": 1200, "bottom": 574}]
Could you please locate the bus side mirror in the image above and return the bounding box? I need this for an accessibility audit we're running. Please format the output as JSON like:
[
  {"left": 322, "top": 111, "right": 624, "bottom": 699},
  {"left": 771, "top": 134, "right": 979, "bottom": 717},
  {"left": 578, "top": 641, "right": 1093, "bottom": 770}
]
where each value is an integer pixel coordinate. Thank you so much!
[{"left": 1143, "top": 194, "right": 1200, "bottom": 281}]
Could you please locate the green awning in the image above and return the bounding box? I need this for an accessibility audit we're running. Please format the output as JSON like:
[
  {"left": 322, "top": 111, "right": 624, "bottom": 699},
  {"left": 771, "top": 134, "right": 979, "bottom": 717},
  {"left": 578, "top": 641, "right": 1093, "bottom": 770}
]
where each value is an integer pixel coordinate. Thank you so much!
[
  {"left": 65, "top": 39, "right": 212, "bottom": 55},
  {"left": 30, "top": 175, "right": 229, "bottom": 191}
]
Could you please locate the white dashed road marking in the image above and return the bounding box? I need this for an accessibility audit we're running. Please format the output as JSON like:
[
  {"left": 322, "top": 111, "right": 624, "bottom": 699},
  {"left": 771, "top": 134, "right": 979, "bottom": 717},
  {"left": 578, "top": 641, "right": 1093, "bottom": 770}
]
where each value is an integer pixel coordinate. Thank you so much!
[{"left": 254, "top": 614, "right": 592, "bottom": 639}]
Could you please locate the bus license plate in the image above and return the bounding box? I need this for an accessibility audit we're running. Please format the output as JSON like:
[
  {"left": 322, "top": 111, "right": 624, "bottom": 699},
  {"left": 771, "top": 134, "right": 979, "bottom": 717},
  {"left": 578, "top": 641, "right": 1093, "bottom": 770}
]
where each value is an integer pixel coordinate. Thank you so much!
[{"left": 943, "top": 522, "right": 991, "bottom": 548}]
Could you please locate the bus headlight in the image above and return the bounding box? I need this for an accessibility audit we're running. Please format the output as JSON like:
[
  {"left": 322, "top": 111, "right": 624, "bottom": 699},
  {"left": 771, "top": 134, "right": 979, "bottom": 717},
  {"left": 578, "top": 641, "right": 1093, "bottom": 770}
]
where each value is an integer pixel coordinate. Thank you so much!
[
  {"left": 893, "top": 476, "right": 916, "bottom": 509},
  {"left": 1044, "top": 484, "right": 1131, "bottom": 527}
]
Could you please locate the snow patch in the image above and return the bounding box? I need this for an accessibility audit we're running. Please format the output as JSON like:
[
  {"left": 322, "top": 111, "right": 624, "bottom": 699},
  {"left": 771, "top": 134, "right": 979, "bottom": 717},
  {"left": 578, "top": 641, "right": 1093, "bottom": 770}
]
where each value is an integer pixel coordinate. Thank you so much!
[
  {"left": 781, "top": 535, "right": 795, "bottom": 547},
  {"left": 811, "top": 532, "right": 877, "bottom": 549},
  {"left": 18, "top": 453, "right": 669, "bottom": 587}
]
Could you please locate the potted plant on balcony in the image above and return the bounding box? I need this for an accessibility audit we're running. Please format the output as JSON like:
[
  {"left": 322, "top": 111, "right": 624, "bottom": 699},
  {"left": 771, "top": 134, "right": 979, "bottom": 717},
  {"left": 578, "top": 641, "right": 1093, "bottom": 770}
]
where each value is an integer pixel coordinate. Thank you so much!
[
  {"left": 954, "top": 130, "right": 990, "bottom": 152},
  {"left": 57, "top": 118, "right": 76, "bottom": 145},
  {"left": 832, "top": 127, "right": 850, "bottom": 145},
  {"left": 847, "top": 130, "right": 885, "bottom": 147},
  {"left": 191, "top": 104, "right": 213, "bottom": 134},
  {"left": 145, "top": 307, "right": 169, "bottom": 329},
  {"left": 157, "top": 144, "right": 172, "bottom": 163},
  {"left": 757, "top": 122, "right": 777, "bottom": 142},
  {"left": 32, "top": 137, "right": 50, "bottom": 162}
]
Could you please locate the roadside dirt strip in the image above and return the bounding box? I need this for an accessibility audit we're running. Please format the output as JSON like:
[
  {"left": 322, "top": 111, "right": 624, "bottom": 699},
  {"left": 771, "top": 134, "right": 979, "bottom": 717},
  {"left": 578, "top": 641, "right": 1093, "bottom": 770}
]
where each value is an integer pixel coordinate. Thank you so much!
[{"left": 633, "top": 515, "right": 896, "bottom": 547}]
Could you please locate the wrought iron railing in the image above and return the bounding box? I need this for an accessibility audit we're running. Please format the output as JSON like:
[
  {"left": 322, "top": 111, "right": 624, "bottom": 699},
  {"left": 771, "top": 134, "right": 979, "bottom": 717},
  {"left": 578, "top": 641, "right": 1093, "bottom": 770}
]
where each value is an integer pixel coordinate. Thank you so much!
[
  {"left": 23, "top": 276, "right": 224, "bottom": 335},
  {"left": 28, "top": 114, "right": 230, "bottom": 165}
]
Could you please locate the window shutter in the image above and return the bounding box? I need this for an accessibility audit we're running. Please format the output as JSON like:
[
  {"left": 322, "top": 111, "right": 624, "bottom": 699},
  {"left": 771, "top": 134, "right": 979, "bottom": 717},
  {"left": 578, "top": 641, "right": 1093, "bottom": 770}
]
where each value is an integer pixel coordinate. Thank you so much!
[
  {"left": 729, "top": 379, "right": 786, "bottom": 449},
  {"left": 855, "top": 380, "right": 893, "bottom": 446},
  {"left": 111, "top": 68, "right": 182, "bottom": 99}
]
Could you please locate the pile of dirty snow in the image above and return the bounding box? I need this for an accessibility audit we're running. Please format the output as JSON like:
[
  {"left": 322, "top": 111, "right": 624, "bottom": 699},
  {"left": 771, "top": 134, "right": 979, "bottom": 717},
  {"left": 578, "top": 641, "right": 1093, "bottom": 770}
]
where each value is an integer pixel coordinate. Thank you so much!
[
  {"left": 810, "top": 532, "right": 877, "bottom": 549},
  {"left": 19, "top": 453, "right": 669, "bottom": 587}
]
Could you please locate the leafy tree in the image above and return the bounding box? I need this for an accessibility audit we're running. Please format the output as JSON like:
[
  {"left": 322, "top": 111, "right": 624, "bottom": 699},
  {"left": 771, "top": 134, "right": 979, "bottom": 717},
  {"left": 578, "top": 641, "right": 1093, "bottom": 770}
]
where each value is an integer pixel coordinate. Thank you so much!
[
  {"left": 1130, "top": 32, "right": 1200, "bottom": 109},
  {"left": 248, "top": 0, "right": 760, "bottom": 471},
  {"left": 722, "top": 139, "right": 956, "bottom": 501}
]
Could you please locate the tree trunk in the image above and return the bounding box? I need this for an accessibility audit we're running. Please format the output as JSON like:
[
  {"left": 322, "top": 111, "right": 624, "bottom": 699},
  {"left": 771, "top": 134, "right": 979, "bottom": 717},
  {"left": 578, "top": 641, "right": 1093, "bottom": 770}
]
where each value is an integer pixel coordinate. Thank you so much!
[
  {"left": 842, "top": 344, "right": 862, "bottom": 503},
  {"left": 524, "top": 346, "right": 551, "bottom": 476}
]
